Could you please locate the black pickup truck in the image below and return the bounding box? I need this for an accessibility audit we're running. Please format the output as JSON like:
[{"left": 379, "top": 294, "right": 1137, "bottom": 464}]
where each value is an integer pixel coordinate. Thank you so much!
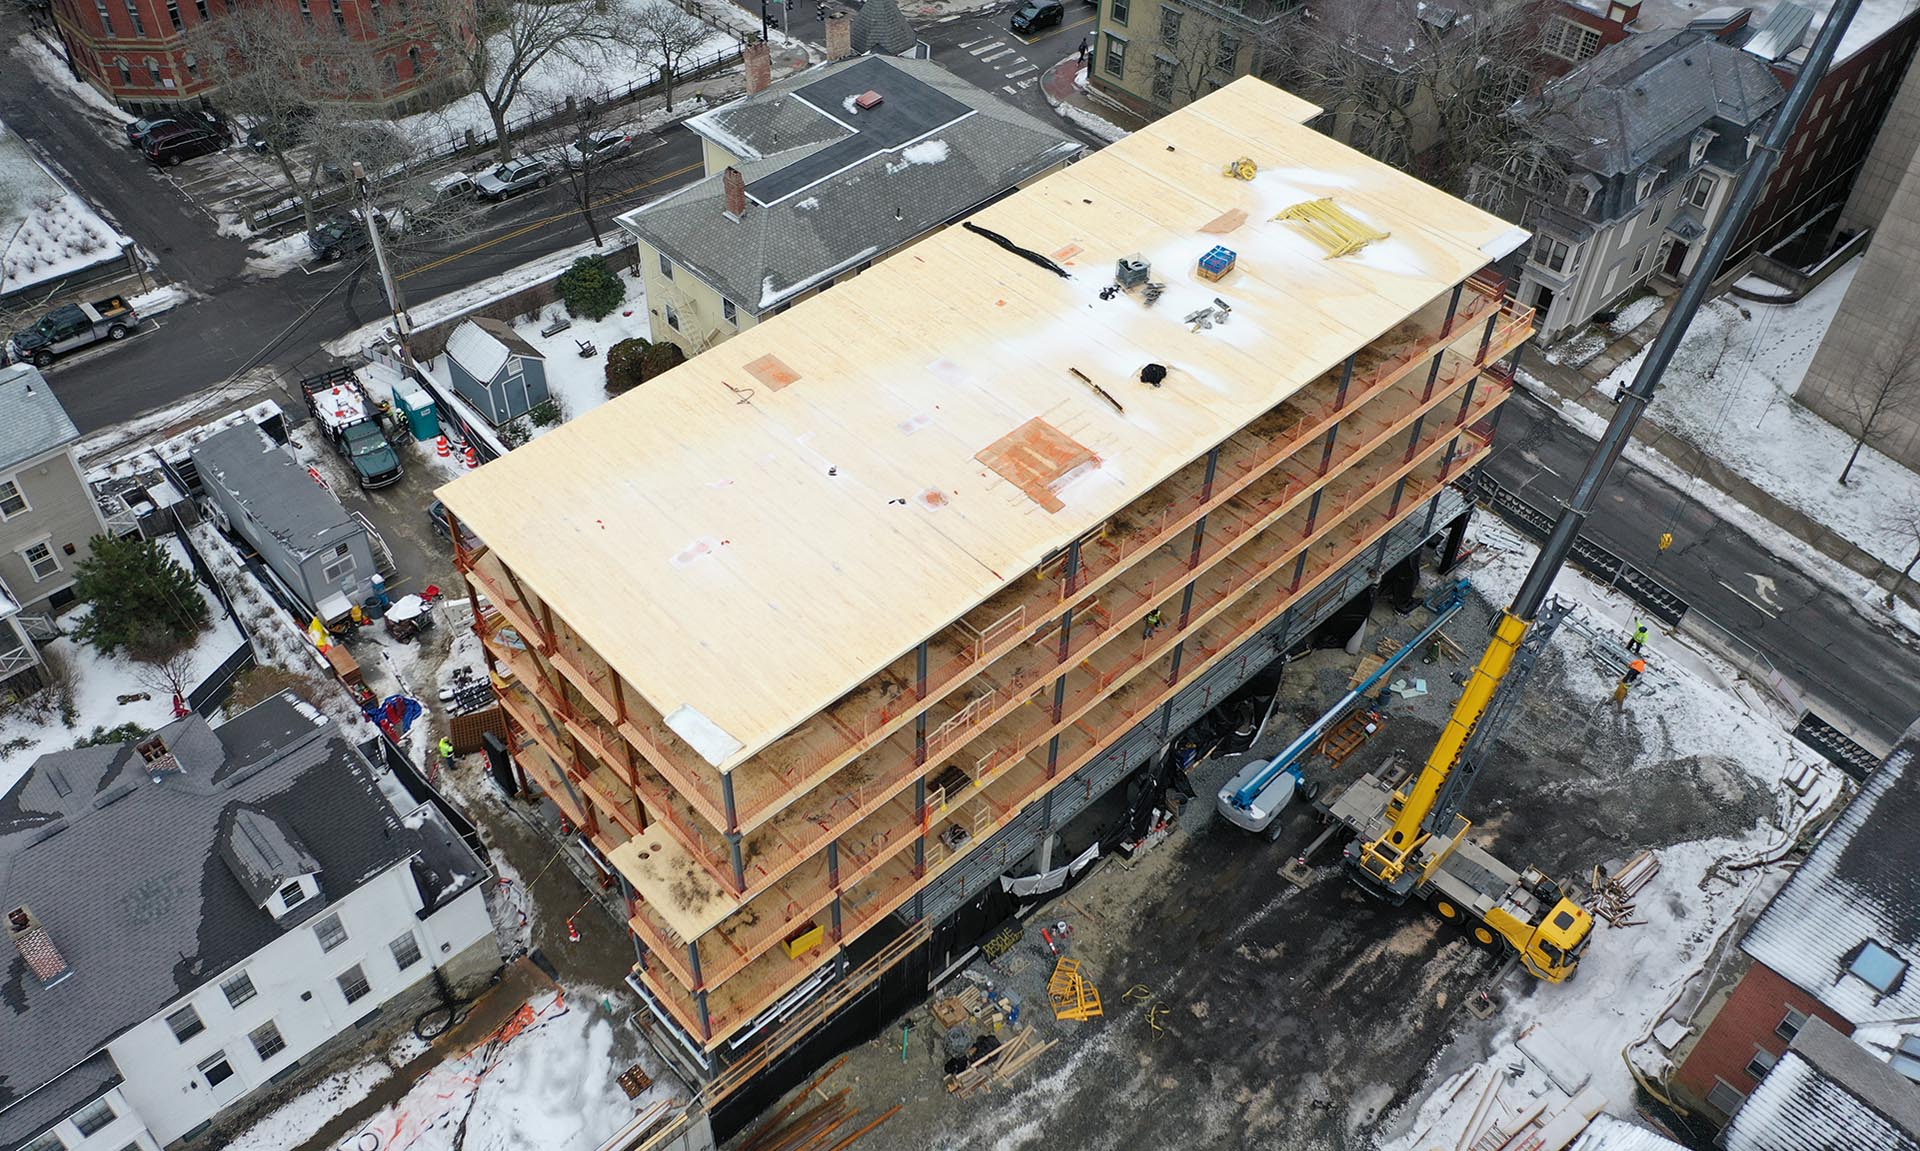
[{"left": 301, "top": 368, "right": 405, "bottom": 490}]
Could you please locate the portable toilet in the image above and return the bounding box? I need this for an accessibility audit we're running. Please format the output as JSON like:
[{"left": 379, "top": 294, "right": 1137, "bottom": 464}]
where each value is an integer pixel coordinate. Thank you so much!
[{"left": 394, "top": 380, "right": 441, "bottom": 441}]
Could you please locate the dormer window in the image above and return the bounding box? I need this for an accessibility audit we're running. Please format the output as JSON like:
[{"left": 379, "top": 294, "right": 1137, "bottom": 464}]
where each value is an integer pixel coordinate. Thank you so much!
[
  {"left": 1848, "top": 940, "right": 1908, "bottom": 996},
  {"left": 1689, "top": 129, "right": 1715, "bottom": 167},
  {"left": 1635, "top": 170, "right": 1659, "bottom": 203},
  {"left": 274, "top": 877, "right": 313, "bottom": 915}
]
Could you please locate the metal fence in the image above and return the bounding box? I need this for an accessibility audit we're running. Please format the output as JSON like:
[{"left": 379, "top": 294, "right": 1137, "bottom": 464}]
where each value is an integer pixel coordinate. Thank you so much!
[
  {"left": 1466, "top": 469, "right": 1690, "bottom": 625},
  {"left": 187, "top": 642, "right": 258, "bottom": 714},
  {"left": 1791, "top": 712, "right": 1882, "bottom": 782},
  {"left": 365, "top": 733, "right": 490, "bottom": 863}
]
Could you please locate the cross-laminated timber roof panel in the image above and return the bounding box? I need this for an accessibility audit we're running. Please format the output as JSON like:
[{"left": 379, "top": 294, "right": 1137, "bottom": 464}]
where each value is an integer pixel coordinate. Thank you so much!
[{"left": 438, "top": 77, "right": 1528, "bottom": 777}]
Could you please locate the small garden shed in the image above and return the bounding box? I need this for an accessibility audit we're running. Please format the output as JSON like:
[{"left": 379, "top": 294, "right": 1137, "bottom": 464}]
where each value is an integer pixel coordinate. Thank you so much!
[{"left": 444, "top": 317, "right": 549, "bottom": 425}]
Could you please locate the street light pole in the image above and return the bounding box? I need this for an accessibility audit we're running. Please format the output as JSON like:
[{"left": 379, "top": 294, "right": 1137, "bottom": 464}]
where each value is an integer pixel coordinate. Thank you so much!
[{"left": 353, "top": 160, "right": 413, "bottom": 365}]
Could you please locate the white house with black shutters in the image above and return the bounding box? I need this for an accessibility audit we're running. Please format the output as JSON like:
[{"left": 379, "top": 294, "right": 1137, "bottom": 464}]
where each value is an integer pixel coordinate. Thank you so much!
[{"left": 0, "top": 694, "right": 498, "bottom": 1151}]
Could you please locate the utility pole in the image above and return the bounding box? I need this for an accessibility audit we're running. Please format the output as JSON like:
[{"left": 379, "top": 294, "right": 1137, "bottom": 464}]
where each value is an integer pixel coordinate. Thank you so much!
[{"left": 353, "top": 160, "right": 413, "bottom": 365}]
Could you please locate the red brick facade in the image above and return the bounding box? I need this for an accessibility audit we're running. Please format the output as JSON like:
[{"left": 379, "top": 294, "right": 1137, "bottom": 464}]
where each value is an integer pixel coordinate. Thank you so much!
[
  {"left": 46, "top": 0, "right": 463, "bottom": 114},
  {"left": 1674, "top": 959, "right": 1856, "bottom": 1120}
]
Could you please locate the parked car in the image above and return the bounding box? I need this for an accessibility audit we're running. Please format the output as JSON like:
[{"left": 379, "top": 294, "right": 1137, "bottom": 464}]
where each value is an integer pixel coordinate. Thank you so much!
[
  {"left": 243, "top": 106, "right": 316, "bottom": 153},
  {"left": 127, "top": 109, "right": 228, "bottom": 149},
  {"left": 427, "top": 499, "right": 482, "bottom": 549},
  {"left": 306, "top": 207, "right": 389, "bottom": 262},
  {"left": 562, "top": 129, "right": 635, "bottom": 170},
  {"left": 6, "top": 296, "right": 140, "bottom": 367},
  {"left": 143, "top": 124, "right": 224, "bottom": 166},
  {"left": 1010, "top": 0, "right": 1063, "bottom": 33},
  {"left": 474, "top": 157, "right": 551, "bottom": 201},
  {"left": 124, "top": 116, "right": 177, "bottom": 148}
]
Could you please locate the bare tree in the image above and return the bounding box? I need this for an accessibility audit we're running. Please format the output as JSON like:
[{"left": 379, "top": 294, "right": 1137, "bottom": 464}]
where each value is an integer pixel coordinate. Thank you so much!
[
  {"left": 416, "top": 0, "right": 630, "bottom": 162},
  {"left": 549, "top": 100, "right": 619, "bottom": 247},
  {"left": 1884, "top": 493, "right": 1920, "bottom": 608},
  {"left": 629, "top": 3, "right": 711, "bottom": 113},
  {"left": 187, "top": 7, "right": 389, "bottom": 232},
  {"left": 139, "top": 651, "right": 198, "bottom": 702},
  {"left": 1835, "top": 323, "right": 1920, "bottom": 485}
]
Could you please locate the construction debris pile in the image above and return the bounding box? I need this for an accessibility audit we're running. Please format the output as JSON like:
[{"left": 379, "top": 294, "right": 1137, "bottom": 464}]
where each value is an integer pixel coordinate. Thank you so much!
[{"left": 1588, "top": 850, "right": 1661, "bottom": 929}]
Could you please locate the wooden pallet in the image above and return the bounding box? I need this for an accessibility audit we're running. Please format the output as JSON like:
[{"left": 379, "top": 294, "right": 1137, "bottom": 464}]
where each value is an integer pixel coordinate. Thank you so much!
[{"left": 1317, "top": 710, "right": 1385, "bottom": 769}]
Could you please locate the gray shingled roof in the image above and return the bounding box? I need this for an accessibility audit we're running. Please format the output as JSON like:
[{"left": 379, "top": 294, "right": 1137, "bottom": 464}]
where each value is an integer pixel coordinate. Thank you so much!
[
  {"left": 189, "top": 422, "right": 358, "bottom": 559},
  {"left": 620, "top": 55, "right": 1081, "bottom": 315},
  {"left": 853, "top": 0, "right": 916, "bottom": 55},
  {"left": 0, "top": 695, "right": 486, "bottom": 1127},
  {"left": 1743, "top": 719, "right": 1920, "bottom": 1026},
  {"left": 1527, "top": 29, "right": 1783, "bottom": 176},
  {"left": 0, "top": 1052, "right": 119, "bottom": 1150},
  {"left": 218, "top": 805, "right": 321, "bottom": 907},
  {"left": 1723, "top": 1018, "right": 1920, "bottom": 1151},
  {"left": 0, "top": 365, "right": 81, "bottom": 474}
]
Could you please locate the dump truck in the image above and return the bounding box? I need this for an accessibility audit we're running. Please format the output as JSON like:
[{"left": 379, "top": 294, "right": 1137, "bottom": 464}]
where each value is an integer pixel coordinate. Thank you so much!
[
  {"left": 7, "top": 296, "right": 140, "bottom": 367},
  {"left": 301, "top": 368, "right": 404, "bottom": 490}
]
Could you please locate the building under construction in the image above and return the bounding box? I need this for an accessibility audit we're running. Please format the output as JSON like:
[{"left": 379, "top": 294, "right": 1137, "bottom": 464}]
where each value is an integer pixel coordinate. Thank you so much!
[{"left": 437, "top": 77, "right": 1534, "bottom": 1096}]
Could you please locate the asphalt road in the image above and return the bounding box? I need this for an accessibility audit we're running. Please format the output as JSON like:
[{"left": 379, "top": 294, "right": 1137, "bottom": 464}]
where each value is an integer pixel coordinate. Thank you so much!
[
  {"left": 1484, "top": 388, "right": 1920, "bottom": 748},
  {"left": 0, "top": 56, "right": 705, "bottom": 432}
]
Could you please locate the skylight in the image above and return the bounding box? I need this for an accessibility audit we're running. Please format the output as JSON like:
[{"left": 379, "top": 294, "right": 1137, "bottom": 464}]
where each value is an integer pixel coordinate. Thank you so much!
[
  {"left": 1849, "top": 940, "right": 1908, "bottom": 995},
  {"left": 1892, "top": 1036, "right": 1920, "bottom": 1083}
]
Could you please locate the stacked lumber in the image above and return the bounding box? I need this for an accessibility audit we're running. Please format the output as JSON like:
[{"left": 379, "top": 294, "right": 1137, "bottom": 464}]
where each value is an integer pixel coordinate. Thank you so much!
[
  {"left": 931, "top": 985, "right": 987, "bottom": 1028},
  {"left": 1588, "top": 850, "right": 1660, "bottom": 928},
  {"left": 944, "top": 1026, "right": 1059, "bottom": 1097},
  {"left": 739, "top": 1058, "right": 900, "bottom": 1151}
]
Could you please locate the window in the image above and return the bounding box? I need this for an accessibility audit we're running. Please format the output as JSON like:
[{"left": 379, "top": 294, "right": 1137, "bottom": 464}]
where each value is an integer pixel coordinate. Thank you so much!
[
  {"left": 123, "top": 0, "right": 143, "bottom": 34},
  {"left": 1706, "top": 1078, "right": 1746, "bottom": 1115},
  {"left": 1109, "top": 0, "right": 1127, "bottom": 25},
  {"left": 72, "top": 1098, "right": 116, "bottom": 1136},
  {"left": 1892, "top": 1035, "right": 1920, "bottom": 1082},
  {"left": 1105, "top": 33, "right": 1127, "bottom": 77},
  {"left": 250, "top": 1020, "right": 287, "bottom": 1060},
  {"left": 115, "top": 58, "right": 131, "bottom": 85},
  {"left": 1630, "top": 244, "right": 1650, "bottom": 277},
  {"left": 94, "top": 0, "right": 113, "bottom": 32},
  {"left": 167, "top": 1004, "right": 206, "bottom": 1042},
  {"left": 221, "top": 971, "right": 258, "bottom": 1008},
  {"left": 384, "top": 56, "right": 398, "bottom": 83},
  {"left": 337, "top": 964, "right": 372, "bottom": 1004},
  {"left": 331, "top": 0, "right": 346, "bottom": 31},
  {"left": 1159, "top": 5, "right": 1179, "bottom": 48},
  {"left": 407, "top": 45, "right": 422, "bottom": 75},
  {"left": 195, "top": 0, "right": 208, "bottom": 16},
  {"left": 145, "top": 58, "right": 162, "bottom": 86},
  {"left": 1649, "top": 200, "right": 1661, "bottom": 226},
  {"left": 314, "top": 912, "right": 348, "bottom": 952},
  {"left": 1542, "top": 17, "right": 1601, "bottom": 63},
  {"left": 657, "top": 251, "right": 673, "bottom": 279},
  {"left": 298, "top": 0, "right": 312, "bottom": 22},
  {"left": 664, "top": 304, "right": 681, "bottom": 332},
  {"left": 196, "top": 1052, "right": 235, "bottom": 1088},
  {"left": 20, "top": 1133, "right": 64, "bottom": 1151},
  {"left": 390, "top": 931, "right": 423, "bottom": 971},
  {"left": 184, "top": 53, "right": 198, "bottom": 78},
  {"left": 167, "top": 0, "right": 181, "bottom": 28},
  {"left": 1688, "top": 174, "right": 1715, "bottom": 209},
  {"left": 0, "top": 479, "right": 27, "bottom": 518},
  {"left": 1214, "top": 31, "right": 1240, "bottom": 73},
  {"left": 722, "top": 298, "right": 737, "bottom": 326},
  {"left": 1776, "top": 1007, "right": 1807, "bottom": 1043},
  {"left": 1152, "top": 56, "right": 1174, "bottom": 103},
  {"left": 1532, "top": 235, "right": 1571, "bottom": 273},
  {"left": 1850, "top": 940, "right": 1909, "bottom": 994},
  {"left": 320, "top": 543, "right": 355, "bottom": 587},
  {"left": 1744, "top": 1047, "right": 1778, "bottom": 1080}
]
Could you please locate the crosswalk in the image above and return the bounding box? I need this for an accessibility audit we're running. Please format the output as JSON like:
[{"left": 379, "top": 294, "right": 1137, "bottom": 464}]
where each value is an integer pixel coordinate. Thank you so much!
[{"left": 960, "top": 35, "right": 1042, "bottom": 95}]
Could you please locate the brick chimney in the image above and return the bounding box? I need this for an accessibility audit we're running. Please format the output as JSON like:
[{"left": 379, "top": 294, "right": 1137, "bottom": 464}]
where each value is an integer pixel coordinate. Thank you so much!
[
  {"left": 826, "top": 12, "right": 853, "bottom": 61},
  {"left": 724, "top": 166, "right": 747, "bottom": 219},
  {"left": 745, "top": 40, "right": 773, "bottom": 95},
  {"left": 8, "top": 906, "right": 71, "bottom": 987}
]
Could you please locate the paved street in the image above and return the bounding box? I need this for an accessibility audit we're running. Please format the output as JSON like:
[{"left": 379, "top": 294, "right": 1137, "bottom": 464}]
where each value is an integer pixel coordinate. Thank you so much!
[{"left": 1485, "top": 389, "right": 1920, "bottom": 748}]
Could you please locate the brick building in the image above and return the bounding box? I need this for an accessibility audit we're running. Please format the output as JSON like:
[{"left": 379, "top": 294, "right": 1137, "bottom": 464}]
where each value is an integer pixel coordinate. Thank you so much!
[
  {"left": 1666, "top": 719, "right": 1920, "bottom": 1127},
  {"left": 45, "top": 0, "right": 461, "bottom": 115}
]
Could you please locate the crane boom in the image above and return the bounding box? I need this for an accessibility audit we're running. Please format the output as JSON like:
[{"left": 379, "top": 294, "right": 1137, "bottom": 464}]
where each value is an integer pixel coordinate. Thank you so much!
[{"left": 1350, "top": 0, "right": 1866, "bottom": 910}]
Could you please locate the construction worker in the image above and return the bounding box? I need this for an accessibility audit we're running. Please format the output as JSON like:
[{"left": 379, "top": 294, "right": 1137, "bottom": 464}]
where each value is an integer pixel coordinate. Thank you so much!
[
  {"left": 438, "top": 735, "right": 455, "bottom": 773},
  {"left": 1627, "top": 619, "right": 1650, "bottom": 654},
  {"left": 1142, "top": 608, "right": 1165, "bottom": 639},
  {"left": 1622, "top": 658, "right": 1647, "bottom": 686}
]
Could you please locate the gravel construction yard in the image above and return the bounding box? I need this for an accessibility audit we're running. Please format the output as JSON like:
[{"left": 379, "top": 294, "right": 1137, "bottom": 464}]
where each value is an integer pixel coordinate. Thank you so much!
[{"left": 752, "top": 517, "right": 1831, "bottom": 1151}]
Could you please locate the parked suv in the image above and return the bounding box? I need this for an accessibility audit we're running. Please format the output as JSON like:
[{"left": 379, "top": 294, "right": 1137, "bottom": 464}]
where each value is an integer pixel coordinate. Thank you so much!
[
  {"left": 474, "top": 157, "right": 551, "bottom": 201},
  {"left": 562, "top": 129, "right": 634, "bottom": 170},
  {"left": 306, "top": 208, "right": 389, "bottom": 262},
  {"left": 143, "top": 124, "right": 223, "bottom": 166},
  {"left": 1010, "top": 0, "right": 1063, "bottom": 33}
]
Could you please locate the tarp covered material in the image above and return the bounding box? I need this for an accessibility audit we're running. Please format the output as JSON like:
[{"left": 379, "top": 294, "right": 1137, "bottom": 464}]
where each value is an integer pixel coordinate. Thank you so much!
[{"left": 999, "top": 841, "right": 1100, "bottom": 897}]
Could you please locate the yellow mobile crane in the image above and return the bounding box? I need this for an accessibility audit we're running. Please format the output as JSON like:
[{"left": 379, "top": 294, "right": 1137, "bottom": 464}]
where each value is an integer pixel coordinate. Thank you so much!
[{"left": 1333, "top": 0, "right": 1862, "bottom": 981}]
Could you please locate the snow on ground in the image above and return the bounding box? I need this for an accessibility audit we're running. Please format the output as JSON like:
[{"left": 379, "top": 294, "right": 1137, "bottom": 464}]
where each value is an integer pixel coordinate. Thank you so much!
[
  {"left": 224, "top": 1060, "right": 395, "bottom": 1151},
  {"left": 340, "top": 988, "right": 667, "bottom": 1151},
  {"left": 1378, "top": 519, "right": 1841, "bottom": 1150},
  {"left": 327, "top": 236, "right": 619, "bottom": 358},
  {"left": 389, "top": 0, "right": 737, "bottom": 152},
  {"left": 1054, "top": 65, "right": 1131, "bottom": 143},
  {"left": 509, "top": 270, "right": 650, "bottom": 426},
  {"left": 0, "top": 536, "right": 247, "bottom": 791},
  {"left": 1, "top": 119, "right": 132, "bottom": 294},
  {"left": 8, "top": 35, "right": 134, "bottom": 124},
  {"left": 128, "top": 281, "right": 191, "bottom": 317},
  {"left": 1591, "top": 257, "right": 1920, "bottom": 575},
  {"left": 244, "top": 231, "right": 319, "bottom": 278},
  {"left": 1606, "top": 293, "right": 1661, "bottom": 338}
]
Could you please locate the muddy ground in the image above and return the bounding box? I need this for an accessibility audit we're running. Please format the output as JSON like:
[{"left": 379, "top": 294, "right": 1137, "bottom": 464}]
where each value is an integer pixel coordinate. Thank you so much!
[{"left": 749, "top": 583, "right": 1774, "bottom": 1151}]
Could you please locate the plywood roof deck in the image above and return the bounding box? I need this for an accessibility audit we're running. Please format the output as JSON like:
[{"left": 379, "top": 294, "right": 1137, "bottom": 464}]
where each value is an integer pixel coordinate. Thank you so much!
[{"left": 439, "top": 77, "right": 1527, "bottom": 778}]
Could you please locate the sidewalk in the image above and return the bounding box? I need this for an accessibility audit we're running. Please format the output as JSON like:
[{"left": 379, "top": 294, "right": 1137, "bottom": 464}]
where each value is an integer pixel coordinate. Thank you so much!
[
  {"left": 1040, "top": 55, "right": 1149, "bottom": 142},
  {"left": 1523, "top": 303, "right": 1920, "bottom": 615}
]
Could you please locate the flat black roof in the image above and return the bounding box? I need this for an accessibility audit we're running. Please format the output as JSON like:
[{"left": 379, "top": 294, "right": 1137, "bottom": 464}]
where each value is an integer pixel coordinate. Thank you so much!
[{"left": 747, "top": 56, "right": 972, "bottom": 206}]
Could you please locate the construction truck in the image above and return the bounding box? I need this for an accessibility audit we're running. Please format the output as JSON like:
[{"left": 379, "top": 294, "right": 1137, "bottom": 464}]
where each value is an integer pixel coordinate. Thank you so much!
[{"left": 1220, "top": 0, "right": 1862, "bottom": 984}]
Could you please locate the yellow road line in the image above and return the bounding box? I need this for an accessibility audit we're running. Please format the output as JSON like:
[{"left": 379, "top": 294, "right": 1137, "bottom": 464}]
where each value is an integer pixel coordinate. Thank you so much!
[{"left": 399, "top": 160, "right": 703, "bottom": 281}]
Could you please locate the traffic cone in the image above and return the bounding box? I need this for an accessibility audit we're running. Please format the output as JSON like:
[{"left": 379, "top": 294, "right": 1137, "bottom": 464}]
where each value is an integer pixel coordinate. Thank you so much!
[
  {"left": 435, "top": 434, "right": 451, "bottom": 457},
  {"left": 464, "top": 445, "right": 479, "bottom": 469}
]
